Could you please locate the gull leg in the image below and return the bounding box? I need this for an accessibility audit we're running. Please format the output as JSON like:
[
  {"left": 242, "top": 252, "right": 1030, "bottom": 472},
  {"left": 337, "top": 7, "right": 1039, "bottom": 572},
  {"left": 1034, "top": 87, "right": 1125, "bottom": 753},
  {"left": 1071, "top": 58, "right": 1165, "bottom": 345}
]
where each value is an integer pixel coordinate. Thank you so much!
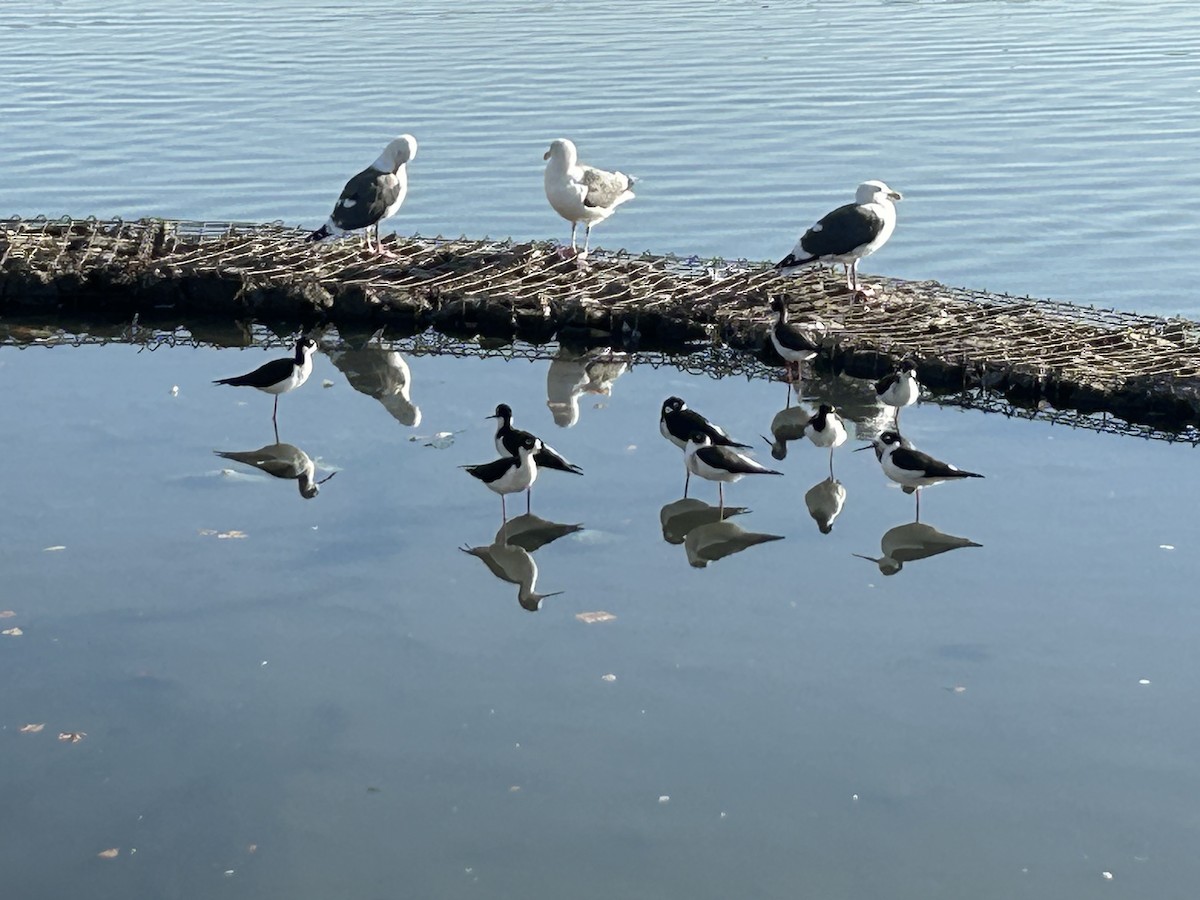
[
  {"left": 583, "top": 224, "right": 592, "bottom": 255},
  {"left": 570, "top": 222, "right": 577, "bottom": 251}
]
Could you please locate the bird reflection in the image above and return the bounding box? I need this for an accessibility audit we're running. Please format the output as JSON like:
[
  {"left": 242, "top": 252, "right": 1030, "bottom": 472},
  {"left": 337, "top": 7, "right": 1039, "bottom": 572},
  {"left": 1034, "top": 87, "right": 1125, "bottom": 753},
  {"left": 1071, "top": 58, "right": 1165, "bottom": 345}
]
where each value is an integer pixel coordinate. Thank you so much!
[
  {"left": 684, "top": 520, "right": 784, "bottom": 569},
  {"left": 326, "top": 344, "right": 421, "bottom": 427},
  {"left": 461, "top": 541, "right": 563, "bottom": 611},
  {"left": 853, "top": 521, "right": 981, "bottom": 575},
  {"left": 460, "top": 513, "right": 580, "bottom": 611},
  {"left": 804, "top": 476, "right": 847, "bottom": 534},
  {"left": 761, "top": 405, "right": 811, "bottom": 460},
  {"left": 214, "top": 442, "right": 336, "bottom": 499},
  {"left": 546, "top": 346, "right": 630, "bottom": 427},
  {"left": 659, "top": 498, "right": 749, "bottom": 544},
  {"left": 658, "top": 498, "right": 782, "bottom": 566}
]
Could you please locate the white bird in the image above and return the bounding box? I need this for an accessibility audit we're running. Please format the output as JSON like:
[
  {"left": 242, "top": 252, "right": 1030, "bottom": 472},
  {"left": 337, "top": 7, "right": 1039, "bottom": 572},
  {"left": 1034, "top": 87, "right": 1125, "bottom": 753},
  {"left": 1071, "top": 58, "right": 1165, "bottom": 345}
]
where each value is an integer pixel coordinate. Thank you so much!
[
  {"left": 543, "top": 138, "right": 636, "bottom": 256},
  {"left": 308, "top": 134, "right": 417, "bottom": 254},
  {"left": 775, "top": 180, "right": 903, "bottom": 295},
  {"left": 803, "top": 403, "right": 848, "bottom": 477}
]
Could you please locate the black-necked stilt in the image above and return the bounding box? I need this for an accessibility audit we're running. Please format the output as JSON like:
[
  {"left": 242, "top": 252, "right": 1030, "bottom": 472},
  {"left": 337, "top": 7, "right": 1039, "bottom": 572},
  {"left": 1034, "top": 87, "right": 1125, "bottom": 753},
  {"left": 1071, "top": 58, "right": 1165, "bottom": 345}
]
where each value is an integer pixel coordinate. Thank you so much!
[
  {"left": 775, "top": 180, "right": 903, "bottom": 296},
  {"left": 307, "top": 135, "right": 417, "bottom": 255},
  {"left": 804, "top": 403, "right": 848, "bottom": 477},
  {"left": 684, "top": 432, "right": 782, "bottom": 513},
  {"left": 804, "top": 476, "right": 847, "bottom": 534},
  {"left": 544, "top": 138, "right": 636, "bottom": 257},
  {"left": 490, "top": 403, "right": 582, "bottom": 514},
  {"left": 768, "top": 297, "right": 820, "bottom": 399},
  {"left": 213, "top": 337, "right": 317, "bottom": 425},
  {"left": 215, "top": 442, "right": 336, "bottom": 499},
  {"left": 463, "top": 434, "right": 542, "bottom": 523},
  {"left": 660, "top": 396, "right": 751, "bottom": 497},
  {"left": 853, "top": 521, "right": 982, "bottom": 575},
  {"left": 858, "top": 430, "right": 983, "bottom": 520},
  {"left": 875, "top": 361, "right": 920, "bottom": 425}
]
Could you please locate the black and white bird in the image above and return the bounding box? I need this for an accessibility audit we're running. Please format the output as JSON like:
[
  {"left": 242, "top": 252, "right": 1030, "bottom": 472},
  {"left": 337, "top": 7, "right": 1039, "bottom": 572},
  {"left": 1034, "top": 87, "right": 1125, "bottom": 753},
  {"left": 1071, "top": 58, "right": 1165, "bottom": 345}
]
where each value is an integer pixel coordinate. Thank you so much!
[
  {"left": 804, "top": 403, "right": 848, "bottom": 477},
  {"left": 307, "top": 134, "right": 417, "bottom": 254},
  {"left": 463, "top": 434, "right": 542, "bottom": 523},
  {"left": 660, "top": 397, "right": 752, "bottom": 497},
  {"left": 875, "top": 361, "right": 920, "bottom": 425},
  {"left": 489, "top": 403, "right": 583, "bottom": 514},
  {"left": 684, "top": 432, "right": 782, "bottom": 513},
  {"left": 775, "top": 180, "right": 903, "bottom": 295},
  {"left": 768, "top": 297, "right": 821, "bottom": 397},
  {"left": 544, "top": 138, "right": 636, "bottom": 256},
  {"left": 859, "top": 430, "right": 983, "bottom": 520},
  {"left": 213, "top": 337, "right": 317, "bottom": 425}
]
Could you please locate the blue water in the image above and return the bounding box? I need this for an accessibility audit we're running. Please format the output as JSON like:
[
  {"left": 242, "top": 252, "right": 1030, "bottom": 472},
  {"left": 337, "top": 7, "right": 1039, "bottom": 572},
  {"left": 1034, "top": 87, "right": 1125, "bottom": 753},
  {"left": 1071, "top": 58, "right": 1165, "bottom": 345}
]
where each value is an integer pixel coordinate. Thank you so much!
[
  {"left": 1, "top": 335, "right": 1199, "bottom": 899},
  {"left": 2, "top": 0, "right": 1199, "bottom": 313}
]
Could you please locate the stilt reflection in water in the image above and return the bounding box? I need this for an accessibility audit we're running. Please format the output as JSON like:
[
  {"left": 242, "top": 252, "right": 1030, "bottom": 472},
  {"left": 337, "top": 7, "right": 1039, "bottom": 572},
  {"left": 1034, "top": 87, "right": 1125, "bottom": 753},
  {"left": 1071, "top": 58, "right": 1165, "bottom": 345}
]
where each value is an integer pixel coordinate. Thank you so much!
[
  {"left": 214, "top": 442, "right": 336, "bottom": 499},
  {"left": 804, "top": 477, "right": 847, "bottom": 534},
  {"left": 762, "top": 404, "right": 811, "bottom": 461},
  {"left": 461, "top": 541, "right": 563, "bottom": 612},
  {"left": 684, "top": 520, "right": 784, "bottom": 569},
  {"left": 659, "top": 498, "right": 750, "bottom": 545},
  {"left": 854, "top": 521, "right": 982, "bottom": 575}
]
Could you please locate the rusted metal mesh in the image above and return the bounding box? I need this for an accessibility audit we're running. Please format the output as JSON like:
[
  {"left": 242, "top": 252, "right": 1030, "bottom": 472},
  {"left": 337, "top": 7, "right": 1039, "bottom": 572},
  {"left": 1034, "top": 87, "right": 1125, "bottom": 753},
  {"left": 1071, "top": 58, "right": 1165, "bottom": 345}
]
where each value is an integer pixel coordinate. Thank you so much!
[
  {"left": 4, "top": 215, "right": 1200, "bottom": 422},
  {"left": 2, "top": 317, "right": 1196, "bottom": 445}
]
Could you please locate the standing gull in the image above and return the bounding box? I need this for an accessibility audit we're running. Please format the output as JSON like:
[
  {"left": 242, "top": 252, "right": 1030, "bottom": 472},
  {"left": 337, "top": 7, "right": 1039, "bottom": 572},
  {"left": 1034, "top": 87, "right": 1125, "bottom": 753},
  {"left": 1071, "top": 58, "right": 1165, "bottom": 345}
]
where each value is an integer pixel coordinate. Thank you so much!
[
  {"left": 307, "top": 134, "right": 417, "bottom": 255},
  {"left": 775, "top": 180, "right": 902, "bottom": 295},
  {"left": 543, "top": 138, "right": 635, "bottom": 256}
]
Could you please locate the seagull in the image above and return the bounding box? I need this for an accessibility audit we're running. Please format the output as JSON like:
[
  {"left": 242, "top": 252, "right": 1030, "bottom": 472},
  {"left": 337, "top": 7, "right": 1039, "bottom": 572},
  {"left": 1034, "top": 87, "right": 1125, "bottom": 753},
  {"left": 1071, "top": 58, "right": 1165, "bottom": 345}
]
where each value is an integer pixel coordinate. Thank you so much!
[
  {"left": 875, "top": 361, "right": 920, "bottom": 426},
  {"left": 660, "top": 397, "right": 752, "bottom": 498},
  {"left": 463, "top": 434, "right": 542, "bottom": 523},
  {"left": 858, "top": 430, "right": 983, "bottom": 520},
  {"left": 307, "top": 134, "right": 417, "bottom": 254},
  {"left": 213, "top": 337, "right": 317, "bottom": 425},
  {"left": 684, "top": 432, "right": 782, "bottom": 513},
  {"left": 543, "top": 138, "right": 635, "bottom": 256},
  {"left": 489, "top": 403, "right": 583, "bottom": 514},
  {"left": 775, "top": 180, "right": 903, "bottom": 295},
  {"left": 768, "top": 296, "right": 821, "bottom": 403},
  {"left": 803, "top": 403, "right": 848, "bottom": 477}
]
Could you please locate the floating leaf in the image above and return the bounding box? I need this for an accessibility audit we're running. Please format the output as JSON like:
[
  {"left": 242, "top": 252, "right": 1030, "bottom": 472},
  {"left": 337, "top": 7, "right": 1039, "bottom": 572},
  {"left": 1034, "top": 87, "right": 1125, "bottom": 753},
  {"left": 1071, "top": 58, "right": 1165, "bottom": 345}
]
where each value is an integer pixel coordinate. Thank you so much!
[
  {"left": 217, "top": 530, "right": 248, "bottom": 540},
  {"left": 2, "top": 627, "right": 23, "bottom": 636},
  {"left": 58, "top": 731, "right": 87, "bottom": 743},
  {"left": 19, "top": 723, "right": 45, "bottom": 734},
  {"left": 576, "top": 611, "right": 616, "bottom": 624},
  {"left": 97, "top": 848, "right": 119, "bottom": 859}
]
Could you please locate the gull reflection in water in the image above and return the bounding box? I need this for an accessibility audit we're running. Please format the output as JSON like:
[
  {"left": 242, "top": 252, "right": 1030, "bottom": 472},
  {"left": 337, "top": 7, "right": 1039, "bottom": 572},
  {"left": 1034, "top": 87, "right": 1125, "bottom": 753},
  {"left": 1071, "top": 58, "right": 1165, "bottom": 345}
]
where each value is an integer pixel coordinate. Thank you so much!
[
  {"left": 804, "top": 476, "right": 847, "bottom": 534},
  {"left": 461, "top": 513, "right": 581, "bottom": 611},
  {"left": 853, "top": 521, "right": 982, "bottom": 575},
  {"left": 327, "top": 344, "right": 421, "bottom": 427},
  {"left": 215, "top": 442, "right": 336, "bottom": 499},
  {"left": 546, "top": 347, "right": 630, "bottom": 427},
  {"left": 659, "top": 499, "right": 782, "bottom": 567}
]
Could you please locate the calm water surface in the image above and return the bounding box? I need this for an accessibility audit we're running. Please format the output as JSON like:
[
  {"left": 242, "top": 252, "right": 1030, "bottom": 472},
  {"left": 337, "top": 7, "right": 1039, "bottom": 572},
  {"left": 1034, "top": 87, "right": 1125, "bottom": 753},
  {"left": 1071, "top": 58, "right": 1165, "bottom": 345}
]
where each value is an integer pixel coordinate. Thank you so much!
[
  {"left": 2, "top": 0, "right": 1199, "bottom": 312},
  {"left": 1, "top": 335, "right": 1198, "bottom": 899}
]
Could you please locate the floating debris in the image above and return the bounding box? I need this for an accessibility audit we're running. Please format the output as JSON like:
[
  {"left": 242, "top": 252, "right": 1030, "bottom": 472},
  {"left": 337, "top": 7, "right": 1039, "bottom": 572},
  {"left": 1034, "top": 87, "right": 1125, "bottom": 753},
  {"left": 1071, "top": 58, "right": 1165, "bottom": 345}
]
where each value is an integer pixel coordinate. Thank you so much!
[{"left": 576, "top": 610, "right": 616, "bottom": 624}]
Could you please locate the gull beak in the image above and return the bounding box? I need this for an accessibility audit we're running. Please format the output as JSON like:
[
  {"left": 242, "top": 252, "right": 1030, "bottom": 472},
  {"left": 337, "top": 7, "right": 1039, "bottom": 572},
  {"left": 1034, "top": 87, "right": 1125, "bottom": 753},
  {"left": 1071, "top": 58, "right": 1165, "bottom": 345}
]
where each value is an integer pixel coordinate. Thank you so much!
[
  {"left": 543, "top": 149, "right": 551, "bottom": 160},
  {"left": 889, "top": 190, "right": 903, "bottom": 201}
]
